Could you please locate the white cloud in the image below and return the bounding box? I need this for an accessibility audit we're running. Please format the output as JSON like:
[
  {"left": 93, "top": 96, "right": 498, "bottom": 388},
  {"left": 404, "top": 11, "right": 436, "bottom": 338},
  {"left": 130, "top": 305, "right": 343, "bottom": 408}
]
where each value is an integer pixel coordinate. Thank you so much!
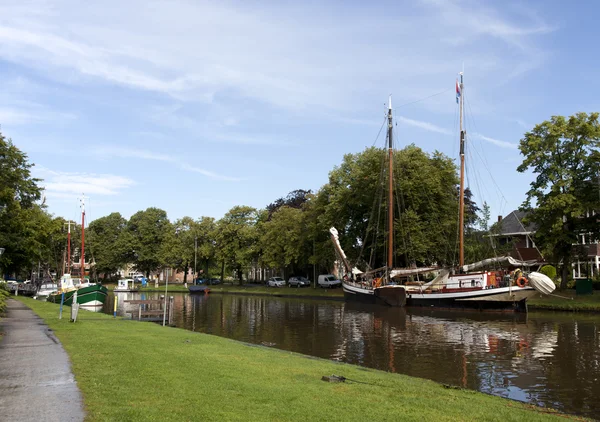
[
  {"left": 398, "top": 116, "right": 452, "bottom": 135},
  {"left": 473, "top": 133, "right": 519, "bottom": 150},
  {"left": 0, "top": 106, "right": 75, "bottom": 126},
  {"left": 0, "top": 0, "right": 554, "bottom": 114},
  {"left": 92, "top": 145, "right": 242, "bottom": 181},
  {"left": 37, "top": 167, "right": 136, "bottom": 197}
]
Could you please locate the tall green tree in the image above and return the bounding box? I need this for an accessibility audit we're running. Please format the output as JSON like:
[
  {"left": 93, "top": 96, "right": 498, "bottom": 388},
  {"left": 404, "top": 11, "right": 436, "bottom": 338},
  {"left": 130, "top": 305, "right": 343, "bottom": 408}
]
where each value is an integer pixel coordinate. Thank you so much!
[
  {"left": 317, "top": 145, "right": 460, "bottom": 270},
  {"left": 259, "top": 206, "right": 306, "bottom": 275},
  {"left": 126, "top": 207, "right": 170, "bottom": 277},
  {"left": 518, "top": 112, "right": 600, "bottom": 289},
  {"left": 87, "top": 212, "right": 128, "bottom": 280},
  {"left": 195, "top": 217, "right": 217, "bottom": 278},
  {"left": 215, "top": 206, "right": 258, "bottom": 285},
  {"left": 0, "top": 132, "right": 44, "bottom": 277}
]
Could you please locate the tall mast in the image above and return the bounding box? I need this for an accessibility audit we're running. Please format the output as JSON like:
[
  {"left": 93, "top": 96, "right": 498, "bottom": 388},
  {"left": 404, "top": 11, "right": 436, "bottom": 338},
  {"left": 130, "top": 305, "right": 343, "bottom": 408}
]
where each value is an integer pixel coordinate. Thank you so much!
[
  {"left": 458, "top": 72, "right": 465, "bottom": 267},
  {"left": 80, "top": 196, "right": 86, "bottom": 280},
  {"left": 387, "top": 96, "right": 394, "bottom": 275},
  {"left": 64, "top": 220, "right": 72, "bottom": 274}
]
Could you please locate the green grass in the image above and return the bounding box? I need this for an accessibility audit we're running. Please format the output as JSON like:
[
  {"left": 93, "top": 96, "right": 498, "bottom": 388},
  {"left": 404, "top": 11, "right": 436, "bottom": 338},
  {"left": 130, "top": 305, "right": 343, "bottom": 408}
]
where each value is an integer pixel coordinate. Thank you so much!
[
  {"left": 528, "top": 290, "right": 600, "bottom": 311},
  {"left": 18, "top": 297, "right": 574, "bottom": 422}
]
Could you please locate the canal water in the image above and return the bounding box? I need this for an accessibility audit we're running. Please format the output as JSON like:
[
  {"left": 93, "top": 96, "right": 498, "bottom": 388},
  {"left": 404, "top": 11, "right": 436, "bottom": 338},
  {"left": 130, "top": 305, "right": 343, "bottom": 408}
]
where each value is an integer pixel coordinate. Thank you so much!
[{"left": 105, "top": 292, "right": 600, "bottom": 419}]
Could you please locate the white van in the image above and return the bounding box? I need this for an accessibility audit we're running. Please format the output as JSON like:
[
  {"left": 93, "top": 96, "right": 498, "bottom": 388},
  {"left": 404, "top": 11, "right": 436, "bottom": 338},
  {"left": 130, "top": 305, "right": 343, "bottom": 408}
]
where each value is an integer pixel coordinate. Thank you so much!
[{"left": 317, "top": 274, "right": 342, "bottom": 288}]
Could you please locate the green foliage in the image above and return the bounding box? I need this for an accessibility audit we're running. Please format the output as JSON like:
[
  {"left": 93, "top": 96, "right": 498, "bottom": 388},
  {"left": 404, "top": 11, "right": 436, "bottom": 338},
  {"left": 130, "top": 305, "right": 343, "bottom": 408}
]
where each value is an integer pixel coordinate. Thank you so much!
[
  {"left": 0, "top": 132, "right": 59, "bottom": 278},
  {"left": 518, "top": 113, "right": 600, "bottom": 289},
  {"left": 127, "top": 208, "right": 170, "bottom": 277},
  {"left": 214, "top": 206, "right": 258, "bottom": 284},
  {"left": 259, "top": 206, "right": 305, "bottom": 271},
  {"left": 87, "top": 213, "right": 129, "bottom": 279},
  {"left": 540, "top": 265, "right": 557, "bottom": 280},
  {"left": 316, "top": 145, "right": 460, "bottom": 269}
]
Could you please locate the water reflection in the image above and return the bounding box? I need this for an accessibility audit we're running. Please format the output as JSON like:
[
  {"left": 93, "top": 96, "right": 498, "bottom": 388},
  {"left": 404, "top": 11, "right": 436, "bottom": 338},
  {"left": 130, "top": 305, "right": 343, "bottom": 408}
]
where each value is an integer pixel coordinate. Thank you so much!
[{"left": 103, "top": 293, "right": 600, "bottom": 419}]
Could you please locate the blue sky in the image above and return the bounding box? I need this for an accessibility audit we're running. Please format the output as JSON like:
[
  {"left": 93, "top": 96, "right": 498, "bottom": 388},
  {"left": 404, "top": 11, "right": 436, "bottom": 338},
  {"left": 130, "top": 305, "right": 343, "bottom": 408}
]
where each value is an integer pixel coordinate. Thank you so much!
[{"left": 0, "top": 0, "right": 596, "bottom": 224}]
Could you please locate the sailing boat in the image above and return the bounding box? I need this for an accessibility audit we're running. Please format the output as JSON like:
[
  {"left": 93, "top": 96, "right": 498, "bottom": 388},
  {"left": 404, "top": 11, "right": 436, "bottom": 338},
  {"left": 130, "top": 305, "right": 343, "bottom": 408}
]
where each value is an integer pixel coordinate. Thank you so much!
[
  {"left": 47, "top": 196, "right": 108, "bottom": 310},
  {"left": 331, "top": 79, "right": 555, "bottom": 312}
]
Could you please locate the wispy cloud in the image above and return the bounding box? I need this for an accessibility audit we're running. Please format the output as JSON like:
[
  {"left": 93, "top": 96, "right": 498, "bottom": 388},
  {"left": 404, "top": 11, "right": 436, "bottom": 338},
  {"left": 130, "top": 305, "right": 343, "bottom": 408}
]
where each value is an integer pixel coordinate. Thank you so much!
[
  {"left": 36, "top": 167, "right": 136, "bottom": 198},
  {"left": 92, "top": 145, "right": 242, "bottom": 181},
  {"left": 473, "top": 132, "right": 518, "bottom": 150},
  {"left": 398, "top": 116, "right": 452, "bottom": 135},
  {"left": 0, "top": 106, "right": 75, "bottom": 126},
  {"left": 0, "top": 0, "right": 553, "bottom": 114}
]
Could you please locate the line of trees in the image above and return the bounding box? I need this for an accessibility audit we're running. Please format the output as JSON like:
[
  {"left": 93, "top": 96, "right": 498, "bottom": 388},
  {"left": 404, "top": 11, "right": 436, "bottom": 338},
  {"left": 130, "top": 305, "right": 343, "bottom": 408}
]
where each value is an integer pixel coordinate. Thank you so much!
[{"left": 1, "top": 112, "right": 598, "bottom": 288}]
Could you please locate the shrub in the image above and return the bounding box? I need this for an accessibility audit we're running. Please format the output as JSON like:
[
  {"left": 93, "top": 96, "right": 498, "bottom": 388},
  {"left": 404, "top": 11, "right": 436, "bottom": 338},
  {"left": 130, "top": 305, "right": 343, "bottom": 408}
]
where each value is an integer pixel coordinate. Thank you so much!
[{"left": 539, "top": 265, "right": 557, "bottom": 280}]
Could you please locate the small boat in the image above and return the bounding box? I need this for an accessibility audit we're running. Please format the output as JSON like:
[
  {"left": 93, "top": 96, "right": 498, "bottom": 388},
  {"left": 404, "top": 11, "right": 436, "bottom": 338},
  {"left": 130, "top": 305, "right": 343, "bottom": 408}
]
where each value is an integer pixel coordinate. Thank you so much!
[
  {"left": 188, "top": 285, "right": 211, "bottom": 294},
  {"left": 114, "top": 278, "right": 139, "bottom": 292},
  {"left": 36, "top": 282, "right": 58, "bottom": 299}
]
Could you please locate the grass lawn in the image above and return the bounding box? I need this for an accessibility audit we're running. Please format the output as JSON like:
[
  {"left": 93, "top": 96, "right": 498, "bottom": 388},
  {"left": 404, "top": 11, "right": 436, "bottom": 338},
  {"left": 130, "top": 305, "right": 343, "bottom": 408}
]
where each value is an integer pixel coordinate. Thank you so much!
[
  {"left": 528, "top": 290, "right": 600, "bottom": 311},
  {"left": 18, "top": 297, "right": 573, "bottom": 422}
]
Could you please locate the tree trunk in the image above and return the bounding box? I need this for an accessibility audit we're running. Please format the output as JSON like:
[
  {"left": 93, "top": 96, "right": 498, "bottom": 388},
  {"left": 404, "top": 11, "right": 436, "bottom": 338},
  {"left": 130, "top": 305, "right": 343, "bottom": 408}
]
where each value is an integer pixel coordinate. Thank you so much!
[
  {"left": 220, "top": 260, "right": 225, "bottom": 285},
  {"left": 238, "top": 265, "right": 243, "bottom": 286},
  {"left": 560, "top": 257, "right": 571, "bottom": 290},
  {"left": 183, "top": 264, "right": 188, "bottom": 284}
]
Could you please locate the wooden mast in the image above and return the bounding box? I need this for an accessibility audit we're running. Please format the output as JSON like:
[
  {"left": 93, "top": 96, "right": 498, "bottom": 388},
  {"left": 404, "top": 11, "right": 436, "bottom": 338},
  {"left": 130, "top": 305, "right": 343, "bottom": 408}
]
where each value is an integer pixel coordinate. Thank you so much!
[
  {"left": 458, "top": 72, "right": 465, "bottom": 267},
  {"left": 80, "top": 196, "right": 85, "bottom": 280},
  {"left": 387, "top": 96, "right": 394, "bottom": 279}
]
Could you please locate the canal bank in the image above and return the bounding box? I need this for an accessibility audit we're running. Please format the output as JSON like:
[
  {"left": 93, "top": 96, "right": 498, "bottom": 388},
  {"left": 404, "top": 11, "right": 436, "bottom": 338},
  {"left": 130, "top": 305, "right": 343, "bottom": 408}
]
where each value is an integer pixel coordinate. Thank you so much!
[{"left": 16, "top": 297, "right": 571, "bottom": 422}]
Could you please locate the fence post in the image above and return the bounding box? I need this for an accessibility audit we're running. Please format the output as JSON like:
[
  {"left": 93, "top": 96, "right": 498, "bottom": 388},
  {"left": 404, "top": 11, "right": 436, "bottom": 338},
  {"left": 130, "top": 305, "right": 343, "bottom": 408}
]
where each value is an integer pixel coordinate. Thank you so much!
[
  {"left": 161, "top": 295, "right": 166, "bottom": 326},
  {"left": 59, "top": 292, "right": 65, "bottom": 319},
  {"left": 168, "top": 296, "right": 174, "bottom": 325},
  {"left": 113, "top": 295, "right": 118, "bottom": 318},
  {"left": 138, "top": 304, "right": 142, "bottom": 321}
]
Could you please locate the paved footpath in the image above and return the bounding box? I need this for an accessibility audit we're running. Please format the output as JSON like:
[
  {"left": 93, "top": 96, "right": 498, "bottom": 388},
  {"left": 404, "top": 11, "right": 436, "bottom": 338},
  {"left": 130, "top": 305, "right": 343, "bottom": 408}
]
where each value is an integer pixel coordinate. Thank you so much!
[{"left": 0, "top": 299, "right": 85, "bottom": 421}]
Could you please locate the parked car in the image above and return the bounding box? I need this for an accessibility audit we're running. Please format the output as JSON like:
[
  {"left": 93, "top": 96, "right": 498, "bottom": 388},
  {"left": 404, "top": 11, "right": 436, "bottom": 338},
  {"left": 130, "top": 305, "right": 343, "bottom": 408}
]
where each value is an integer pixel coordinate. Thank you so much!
[
  {"left": 194, "top": 278, "right": 207, "bottom": 285},
  {"left": 207, "top": 278, "right": 222, "bottom": 285},
  {"left": 288, "top": 276, "right": 311, "bottom": 288},
  {"left": 317, "top": 274, "right": 342, "bottom": 288},
  {"left": 266, "top": 277, "right": 286, "bottom": 287}
]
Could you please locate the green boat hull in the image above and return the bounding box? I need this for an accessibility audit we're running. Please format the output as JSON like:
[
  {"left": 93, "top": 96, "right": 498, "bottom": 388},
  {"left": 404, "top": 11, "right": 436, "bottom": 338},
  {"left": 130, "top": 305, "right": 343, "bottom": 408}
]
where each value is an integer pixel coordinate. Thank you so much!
[{"left": 47, "top": 284, "right": 108, "bottom": 309}]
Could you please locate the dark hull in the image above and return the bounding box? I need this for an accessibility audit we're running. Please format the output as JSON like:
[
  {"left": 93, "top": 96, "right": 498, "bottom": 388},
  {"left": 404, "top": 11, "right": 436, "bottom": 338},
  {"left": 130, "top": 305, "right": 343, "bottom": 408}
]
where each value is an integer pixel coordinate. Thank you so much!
[
  {"left": 343, "top": 284, "right": 406, "bottom": 307},
  {"left": 407, "top": 296, "right": 528, "bottom": 313},
  {"left": 189, "top": 286, "right": 211, "bottom": 294}
]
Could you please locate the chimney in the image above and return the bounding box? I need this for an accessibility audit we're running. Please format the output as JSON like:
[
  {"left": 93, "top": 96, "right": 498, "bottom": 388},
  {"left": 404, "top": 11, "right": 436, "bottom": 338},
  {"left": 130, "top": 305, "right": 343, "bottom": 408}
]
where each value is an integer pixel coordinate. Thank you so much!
[{"left": 497, "top": 215, "right": 502, "bottom": 223}]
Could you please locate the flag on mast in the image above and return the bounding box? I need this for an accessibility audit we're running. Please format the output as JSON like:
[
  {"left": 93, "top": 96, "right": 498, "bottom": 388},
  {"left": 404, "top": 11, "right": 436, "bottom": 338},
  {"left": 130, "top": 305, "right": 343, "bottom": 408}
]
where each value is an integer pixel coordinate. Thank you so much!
[{"left": 456, "top": 80, "right": 461, "bottom": 104}]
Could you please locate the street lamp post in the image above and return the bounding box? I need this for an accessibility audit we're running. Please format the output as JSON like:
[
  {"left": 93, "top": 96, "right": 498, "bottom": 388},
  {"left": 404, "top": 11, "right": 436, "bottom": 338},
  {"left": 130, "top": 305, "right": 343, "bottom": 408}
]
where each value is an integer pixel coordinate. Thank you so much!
[{"left": 194, "top": 236, "right": 198, "bottom": 286}]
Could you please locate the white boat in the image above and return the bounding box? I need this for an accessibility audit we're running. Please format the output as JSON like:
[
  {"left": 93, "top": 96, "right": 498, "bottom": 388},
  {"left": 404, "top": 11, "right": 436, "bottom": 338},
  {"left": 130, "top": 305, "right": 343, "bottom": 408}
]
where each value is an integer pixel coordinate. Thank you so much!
[
  {"left": 114, "top": 278, "right": 139, "bottom": 292},
  {"left": 36, "top": 282, "right": 58, "bottom": 298}
]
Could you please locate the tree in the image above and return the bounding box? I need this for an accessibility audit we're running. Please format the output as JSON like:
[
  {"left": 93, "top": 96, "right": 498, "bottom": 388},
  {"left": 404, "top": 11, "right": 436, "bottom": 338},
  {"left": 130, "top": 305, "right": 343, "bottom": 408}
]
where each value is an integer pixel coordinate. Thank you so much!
[
  {"left": 266, "top": 189, "right": 311, "bottom": 218},
  {"left": 215, "top": 206, "right": 258, "bottom": 285},
  {"left": 316, "top": 145, "right": 460, "bottom": 270},
  {"left": 259, "top": 206, "right": 306, "bottom": 274},
  {"left": 126, "top": 208, "right": 170, "bottom": 277},
  {"left": 195, "top": 217, "right": 217, "bottom": 278},
  {"left": 0, "top": 132, "right": 45, "bottom": 277},
  {"left": 518, "top": 112, "right": 600, "bottom": 289},
  {"left": 87, "top": 213, "right": 128, "bottom": 280}
]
